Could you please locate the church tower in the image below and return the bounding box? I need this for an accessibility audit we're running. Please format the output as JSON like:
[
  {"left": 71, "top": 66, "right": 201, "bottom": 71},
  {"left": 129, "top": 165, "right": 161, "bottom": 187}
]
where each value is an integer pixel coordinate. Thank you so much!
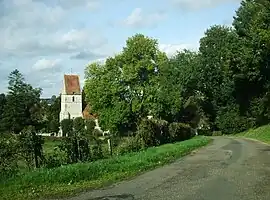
[{"left": 59, "top": 75, "right": 82, "bottom": 127}]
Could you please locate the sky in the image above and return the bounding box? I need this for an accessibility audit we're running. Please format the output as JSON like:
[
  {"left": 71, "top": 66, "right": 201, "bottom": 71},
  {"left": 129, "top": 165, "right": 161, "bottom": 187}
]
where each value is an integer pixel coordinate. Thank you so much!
[{"left": 0, "top": 0, "right": 242, "bottom": 98}]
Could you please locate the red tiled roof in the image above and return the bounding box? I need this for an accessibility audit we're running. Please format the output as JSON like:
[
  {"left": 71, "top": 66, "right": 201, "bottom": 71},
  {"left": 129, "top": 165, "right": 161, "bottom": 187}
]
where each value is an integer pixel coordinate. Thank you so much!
[{"left": 64, "top": 75, "right": 81, "bottom": 95}]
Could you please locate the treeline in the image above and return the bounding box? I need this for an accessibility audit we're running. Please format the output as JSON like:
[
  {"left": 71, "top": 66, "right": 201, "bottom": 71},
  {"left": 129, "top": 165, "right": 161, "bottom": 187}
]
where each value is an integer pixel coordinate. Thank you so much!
[
  {"left": 0, "top": 70, "right": 60, "bottom": 134},
  {"left": 84, "top": 0, "right": 270, "bottom": 135}
]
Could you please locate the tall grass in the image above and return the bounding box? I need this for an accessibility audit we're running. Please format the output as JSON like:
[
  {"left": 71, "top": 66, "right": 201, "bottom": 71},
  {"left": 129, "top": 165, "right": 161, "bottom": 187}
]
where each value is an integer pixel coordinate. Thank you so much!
[
  {"left": 236, "top": 124, "right": 270, "bottom": 144},
  {"left": 0, "top": 136, "right": 211, "bottom": 200}
]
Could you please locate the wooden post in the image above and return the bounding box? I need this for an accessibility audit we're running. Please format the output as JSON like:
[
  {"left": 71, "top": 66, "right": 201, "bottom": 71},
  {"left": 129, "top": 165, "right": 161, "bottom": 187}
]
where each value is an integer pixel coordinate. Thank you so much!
[{"left": 107, "top": 138, "right": 112, "bottom": 156}]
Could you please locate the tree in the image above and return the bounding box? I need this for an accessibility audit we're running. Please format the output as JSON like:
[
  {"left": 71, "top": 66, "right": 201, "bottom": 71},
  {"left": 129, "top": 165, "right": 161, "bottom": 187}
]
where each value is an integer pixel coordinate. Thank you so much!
[
  {"left": 233, "top": 0, "right": 270, "bottom": 126},
  {"left": 60, "top": 119, "right": 73, "bottom": 137},
  {"left": 46, "top": 96, "right": 60, "bottom": 133},
  {"left": 197, "top": 25, "right": 248, "bottom": 130},
  {"left": 156, "top": 50, "right": 201, "bottom": 123},
  {"left": 84, "top": 34, "right": 168, "bottom": 135},
  {"left": 18, "top": 126, "right": 45, "bottom": 168},
  {"left": 2, "top": 70, "right": 42, "bottom": 134},
  {"left": 0, "top": 94, "right": 6, "bottom": 132}
]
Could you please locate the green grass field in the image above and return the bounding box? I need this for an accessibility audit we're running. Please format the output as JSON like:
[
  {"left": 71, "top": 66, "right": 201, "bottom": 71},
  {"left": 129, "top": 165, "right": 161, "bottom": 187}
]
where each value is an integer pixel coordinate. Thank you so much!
[
  {"left": 235, "top": 124, "right": 270, "bottom": 144},
  {"left": 0, "top": 136, "right": 211, "bottom": 200}
]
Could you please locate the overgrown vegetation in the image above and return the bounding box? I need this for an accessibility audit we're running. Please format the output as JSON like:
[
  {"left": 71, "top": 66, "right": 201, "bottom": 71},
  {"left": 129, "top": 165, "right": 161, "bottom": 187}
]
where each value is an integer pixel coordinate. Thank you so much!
[
  {"left": 0, "top": 136, "right": 211, "bottom": 200},
  {"left": 236, "top": 125, "right": 270, "bottom": 144}
]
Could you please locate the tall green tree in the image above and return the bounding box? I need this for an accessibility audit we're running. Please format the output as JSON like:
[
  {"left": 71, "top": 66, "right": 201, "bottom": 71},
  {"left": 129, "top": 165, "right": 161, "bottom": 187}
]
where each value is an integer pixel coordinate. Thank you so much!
[
  {"left": 233, "top": 0, "right": 270, "bottom": 125},
  {"left": 84, "top": 34, "right": 168, "bottom": 135},
  {"left": 2, "top": 69, "right": 42, "bottom": 134},
  {"left": 157, "top": 50, "right": 201, "bottom": 123},
  {"left": 197, "top": 25, "right": 248, "bottom": 130}
]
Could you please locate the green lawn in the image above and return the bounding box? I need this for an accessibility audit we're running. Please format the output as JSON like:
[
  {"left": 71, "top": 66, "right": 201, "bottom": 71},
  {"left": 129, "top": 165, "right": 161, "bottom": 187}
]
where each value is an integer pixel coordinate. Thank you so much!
[
  {"left": 0, "top": 136, "right": 211, "bottom": 200},
  {"left": 235, "top": 124, "right": 270, "bottom": 144}
]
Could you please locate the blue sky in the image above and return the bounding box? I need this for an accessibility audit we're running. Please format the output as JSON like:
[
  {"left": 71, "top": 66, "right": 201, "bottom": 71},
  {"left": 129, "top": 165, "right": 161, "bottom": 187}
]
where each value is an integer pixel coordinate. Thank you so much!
[{"left": 0, "top": 0, "right": 242, "bottom": 97}]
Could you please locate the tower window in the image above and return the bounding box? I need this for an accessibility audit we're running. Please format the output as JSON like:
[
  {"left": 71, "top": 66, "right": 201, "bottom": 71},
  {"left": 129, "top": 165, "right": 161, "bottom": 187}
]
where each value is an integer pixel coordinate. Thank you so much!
[{"left": 72, "top": 96, "right": 75, "bottom": 102}]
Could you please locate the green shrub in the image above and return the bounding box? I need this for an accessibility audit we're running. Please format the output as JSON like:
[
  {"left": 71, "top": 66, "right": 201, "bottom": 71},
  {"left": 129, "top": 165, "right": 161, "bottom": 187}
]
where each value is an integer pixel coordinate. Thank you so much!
[
  {"left": 136, "top": 118, "right": 169, "bottom": 148},
  {"left": 197, "top": 129, "right": 212, "bottom": 136},
  {"left": 212, "top": 131, "right": 222, "bottom": 136},
  {"left": 215, "top": 105, "right": 255, "bottom": 134},
  {"left": 92, "top": 128, "right": 103, "bottom": 137},
  {"left": 91, "top": 143, "right": 103, "bottom": 161},
  {"left": 44, "top": 148, "right": 66, "bottom": 169},
  {"left": 0, "top": 134, "right": 19, "bottom": 180},
  {"left": 73, "top": 117, "right": 85, "bottom": 133},
  {"left": 168, "top": 122, "right": 193, "bottom": 142},
  {"left": 85, "top": 119, "right": 96, "bottom": 133},
  {"left": 60, "top": 119, "right": 73, "bottom": 136},
  {"left": 18, "top": 126, "right": 45, "bottom": 169},
  {"left": 116, "top": 136, "right": 144, "bottom": 155}
]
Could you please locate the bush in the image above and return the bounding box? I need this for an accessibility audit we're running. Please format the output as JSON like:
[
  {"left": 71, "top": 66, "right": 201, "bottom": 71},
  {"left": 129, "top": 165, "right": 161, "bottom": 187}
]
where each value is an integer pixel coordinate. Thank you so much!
[
  {"left": 168, "top": 122, "right": 193, "bottom": 142},
  {"left": 73, "top": 117, "right": 85, "bottom": 133},
  {"left": 212, "top": 131, "right": 222, "bottom": 136},
  {"left": 44, "top": 147, "right": 66, "bottom": 169},
  {"left": 0, "top": 134, "right": 19, "bottom": 179},
  {"left": 92, "top": 128, "right": 103, "bottom": 137},
  {"left": 116, "top": 136, "right": 144, "bottom": 155},
  {"left": 136, "top": 118, "right": 169, "bottom": 148},
  {"left": 85, "top": 119, "right": 96, "bottom": 133},
  {"left": 18, "top": 126, "right": 45, "bottom": 169},
  {"left": 197, "top": 129, "right": 212, "bottom": 136},
  {"left": 60, "top": 119, "right": 73, "bottom": 136},
  {"left": 215, "top": 105, "right": 255, "bottom": 134}
]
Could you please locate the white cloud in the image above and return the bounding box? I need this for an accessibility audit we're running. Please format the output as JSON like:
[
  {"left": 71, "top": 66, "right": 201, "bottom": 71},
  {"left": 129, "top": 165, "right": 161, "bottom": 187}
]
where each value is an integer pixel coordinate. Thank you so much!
[
  {"left": 159, "top": 43, "right": 199, "bottom": 57},
  {"left": 32, "top": 58, "right": 62, "bottom": 71},
  {"left": 0, "top": 0, "right": 111, "bottom": 97},
  {"left": 172, "top": 0, "right": 241, "bottom": 11},
  {"left": 122, "top": 8, "right": 165, "bottom": 28}
]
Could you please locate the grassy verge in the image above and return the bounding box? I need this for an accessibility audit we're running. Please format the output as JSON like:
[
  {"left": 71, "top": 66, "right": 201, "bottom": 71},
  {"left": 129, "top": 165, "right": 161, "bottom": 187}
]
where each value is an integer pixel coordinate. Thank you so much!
[
  {"left": 235, "top": 124, "right": 270, "bottom": 144},
  {"left": 0, "top": 136, "right": 211, "bottom": 200}
]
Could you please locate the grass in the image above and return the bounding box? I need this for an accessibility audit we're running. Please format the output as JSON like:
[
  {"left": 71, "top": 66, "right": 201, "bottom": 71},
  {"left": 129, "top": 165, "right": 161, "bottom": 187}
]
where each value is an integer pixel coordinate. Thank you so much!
[
  {"left": 43, "top": 137, "right": 62, "bottom": 155},
  {"left": 0, "top": 136, "right": 211, "bottom": 200},
  {"left": 235, "top": 124, "right": 270, "bottom": 144}
]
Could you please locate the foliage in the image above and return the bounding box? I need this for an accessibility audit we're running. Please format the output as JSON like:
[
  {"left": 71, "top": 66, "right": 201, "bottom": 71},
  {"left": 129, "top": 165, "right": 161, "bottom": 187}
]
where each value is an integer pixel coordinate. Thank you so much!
[
  {"left": 45, "top": 96, "right": 60, "bottom": 133},
  {"left": 116, "top": 136, "right": 144, "bottom": 155},
  {"left": 136, "top": 118, "right": 170, "bottom": 148},
  {"left": 236, "top": 124, "right": 270, "bottom": 144},
  {"left": 44, "top": 147, "right": 65, "bottom": 169},
  {"left": 73, "top": 117, "right": 85, "bottom": 133},
  {"left": 0, "top": 136, "right": 211, "bottom": 200},
  {"left": 85, "top": 118, "right": 96, "bottom": 133},
  {"left": 18, "top": 126, "right": 45, "bottom": 169},
  {"left": 215, "top": 105, "right": 254, "bottom": 135},
  {"left": 0, "top": 134, "right": 19, "bottom": 179},
  {"left": 168, "top": 123, "right": 193, "bottom": 142},
  {"left": 212, "top": 131, "right": 222, "bottom": 136},
  {"left": 84, "top": 34, "right": 168, "bottom": 135},
  {"left": 1, "top": 70, "right": 42, "bottom": 134},
  {"left": 60, "top": 119, "right": 73, "bottom": 137}
]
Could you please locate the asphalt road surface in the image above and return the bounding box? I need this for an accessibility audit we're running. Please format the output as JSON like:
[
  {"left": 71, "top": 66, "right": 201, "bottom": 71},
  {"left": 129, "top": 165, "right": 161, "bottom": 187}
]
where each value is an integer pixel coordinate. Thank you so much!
[{"left": 63, "top": 137, "right": 270, "bottom": 200}]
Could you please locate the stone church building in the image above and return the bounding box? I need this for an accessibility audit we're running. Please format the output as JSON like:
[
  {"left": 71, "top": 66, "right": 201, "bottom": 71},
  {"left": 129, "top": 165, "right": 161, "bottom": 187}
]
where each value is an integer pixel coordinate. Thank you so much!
[{"left": 59, "top": 74, "right": 99, "bottom": 136}]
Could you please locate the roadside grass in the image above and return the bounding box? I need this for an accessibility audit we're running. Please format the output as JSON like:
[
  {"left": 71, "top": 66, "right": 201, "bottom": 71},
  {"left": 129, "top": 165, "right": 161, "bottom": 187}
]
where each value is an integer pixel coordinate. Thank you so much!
[
  {"left": 235, "top": 124, "right": 270, "bottom": 144},
  {"left": 0, "top": 136, "right": 211, "bottom": 200}
]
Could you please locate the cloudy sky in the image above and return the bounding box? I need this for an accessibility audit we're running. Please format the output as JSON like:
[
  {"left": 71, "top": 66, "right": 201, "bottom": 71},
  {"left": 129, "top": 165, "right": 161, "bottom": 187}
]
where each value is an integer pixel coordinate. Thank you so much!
[{"left": 0, "top": 0, "right": 241, "bottom": 98}]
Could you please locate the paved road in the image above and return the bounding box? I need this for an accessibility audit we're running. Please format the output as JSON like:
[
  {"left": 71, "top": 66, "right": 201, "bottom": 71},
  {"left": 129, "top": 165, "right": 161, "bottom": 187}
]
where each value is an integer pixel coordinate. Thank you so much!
[{"left": 64, "top": 137, "right": 270, "bottom": 200}]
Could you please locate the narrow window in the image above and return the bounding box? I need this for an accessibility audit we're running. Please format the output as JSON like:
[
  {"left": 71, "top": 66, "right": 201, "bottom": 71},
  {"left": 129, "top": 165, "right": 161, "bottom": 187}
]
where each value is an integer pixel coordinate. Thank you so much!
[{"left": 72, "top": 96, "right": 75, "bottom": 102}]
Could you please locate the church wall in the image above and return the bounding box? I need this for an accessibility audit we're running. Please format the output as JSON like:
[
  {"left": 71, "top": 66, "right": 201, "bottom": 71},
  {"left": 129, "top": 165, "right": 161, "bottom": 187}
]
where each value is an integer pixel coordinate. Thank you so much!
[{"left": 60, "top": 94, "right": 82, "bottom": 121}]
